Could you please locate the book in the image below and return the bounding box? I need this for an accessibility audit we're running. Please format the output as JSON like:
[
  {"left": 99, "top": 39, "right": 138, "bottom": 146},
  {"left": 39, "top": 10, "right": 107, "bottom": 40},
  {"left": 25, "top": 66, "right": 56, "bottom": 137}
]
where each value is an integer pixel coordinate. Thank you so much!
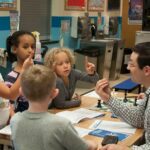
[
  {"left": 89, "top": 120, "right": 136, "bottom": 135},
  {"left": 89, "top": 129, "right": 129, "bottom": 141},
  {"left": 0, "top": 125, "right": 11, "bottom": 135},
  {"left": 56, "top": 108, "right": 105, "bottom": 124},
  {"left": 74, "top": 126, "right": 92, "bottom": 137}
]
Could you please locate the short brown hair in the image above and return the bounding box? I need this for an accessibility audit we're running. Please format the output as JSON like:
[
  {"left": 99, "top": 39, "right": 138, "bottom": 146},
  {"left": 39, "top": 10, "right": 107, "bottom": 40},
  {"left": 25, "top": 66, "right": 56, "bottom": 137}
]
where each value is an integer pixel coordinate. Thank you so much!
[
  {"left": 20, "top": 65, "right": 56, "bottom": 101},
  {"left": 44, "top": 47, "right": 75, "bottom": 69},
  {"left": 133, "top": 42, "right": 150, "bottom": 69}
]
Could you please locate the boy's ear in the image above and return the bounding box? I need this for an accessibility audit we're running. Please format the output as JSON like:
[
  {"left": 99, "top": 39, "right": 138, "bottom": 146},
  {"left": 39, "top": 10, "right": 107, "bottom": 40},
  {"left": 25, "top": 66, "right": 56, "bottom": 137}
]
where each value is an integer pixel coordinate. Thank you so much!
[
  {"left": 51, "top": 88, "right": 59, "bottom": 99},
  {"left": 19, "top": 87, "right": 24, "bottom": 96}
]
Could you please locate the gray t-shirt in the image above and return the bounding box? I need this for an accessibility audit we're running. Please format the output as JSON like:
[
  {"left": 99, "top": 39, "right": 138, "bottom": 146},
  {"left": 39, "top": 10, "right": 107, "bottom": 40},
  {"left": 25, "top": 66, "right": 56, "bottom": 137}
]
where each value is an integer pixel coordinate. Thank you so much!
[{"left": 10, "top": 111, "right": 89, "bottom": 150}]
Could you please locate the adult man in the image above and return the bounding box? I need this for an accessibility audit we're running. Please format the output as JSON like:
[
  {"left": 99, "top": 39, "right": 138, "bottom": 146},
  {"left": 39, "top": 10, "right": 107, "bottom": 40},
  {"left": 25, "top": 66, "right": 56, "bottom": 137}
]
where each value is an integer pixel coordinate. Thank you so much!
[{"left": 96, "top": 42, "right": 150, "bottom": 150}]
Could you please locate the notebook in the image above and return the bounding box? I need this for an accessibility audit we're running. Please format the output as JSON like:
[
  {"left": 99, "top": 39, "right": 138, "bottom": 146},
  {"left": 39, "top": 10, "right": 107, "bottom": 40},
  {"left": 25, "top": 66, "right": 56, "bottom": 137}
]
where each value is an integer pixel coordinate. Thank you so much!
[
  {"left": 56, "top": 108, "right": 105, "bottom": 124},
  {"left": 89, "top": 129, "right": 129, "bottom": 141}
]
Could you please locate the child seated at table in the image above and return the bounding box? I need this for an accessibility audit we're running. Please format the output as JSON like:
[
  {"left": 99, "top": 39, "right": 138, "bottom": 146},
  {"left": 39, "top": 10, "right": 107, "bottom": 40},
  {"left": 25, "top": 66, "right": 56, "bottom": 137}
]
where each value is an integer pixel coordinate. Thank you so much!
[
  {"left": 10, "top": 65, "right": 97, "bottom": 150},
  {"left": 44, "top": 47, "right": 99, "bottom": 109}
]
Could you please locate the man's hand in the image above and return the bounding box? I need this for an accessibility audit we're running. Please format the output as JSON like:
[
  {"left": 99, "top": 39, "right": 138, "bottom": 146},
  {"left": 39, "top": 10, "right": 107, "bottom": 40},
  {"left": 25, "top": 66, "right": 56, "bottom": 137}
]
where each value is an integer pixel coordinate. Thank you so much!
[
  {"left": 137, "top": 93, "right": 145, "bottom": 99},
  {"left": 95, "top": 79, "right": 111, "bottom": 102}
]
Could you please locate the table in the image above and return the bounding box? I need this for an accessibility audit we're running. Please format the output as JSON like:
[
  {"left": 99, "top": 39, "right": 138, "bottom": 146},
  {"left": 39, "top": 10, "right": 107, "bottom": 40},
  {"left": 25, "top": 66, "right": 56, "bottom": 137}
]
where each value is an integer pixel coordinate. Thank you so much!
[{"left": 0, "top": 92, "right": 143, "bottom": 148}]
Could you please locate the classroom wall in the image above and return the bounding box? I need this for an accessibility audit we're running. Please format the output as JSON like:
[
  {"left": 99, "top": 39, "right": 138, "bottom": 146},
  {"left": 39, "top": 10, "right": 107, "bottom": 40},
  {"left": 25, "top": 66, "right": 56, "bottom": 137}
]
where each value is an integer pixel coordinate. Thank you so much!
[
  {"left": 0, "top": 0, "right": 123, "bottom": 48},
  {"left": 51, "top": 0, "right": 123, "bottom": 49},
  {"left": 51, "top": 0, "right": 122, "bottom": 16},
  {"left": 0, "top": 0, "right": 123, "bottom": 77}
]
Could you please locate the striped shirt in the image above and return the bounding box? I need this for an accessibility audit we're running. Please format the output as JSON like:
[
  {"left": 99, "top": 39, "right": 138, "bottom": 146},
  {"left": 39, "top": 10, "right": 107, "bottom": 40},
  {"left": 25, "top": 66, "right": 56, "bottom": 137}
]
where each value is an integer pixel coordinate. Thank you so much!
[
  {"left": 5, "top": 70, "right": 29, "bottom": 112},
  {"left": 107, "top": 87, "right": 150, "bottom": 150}
]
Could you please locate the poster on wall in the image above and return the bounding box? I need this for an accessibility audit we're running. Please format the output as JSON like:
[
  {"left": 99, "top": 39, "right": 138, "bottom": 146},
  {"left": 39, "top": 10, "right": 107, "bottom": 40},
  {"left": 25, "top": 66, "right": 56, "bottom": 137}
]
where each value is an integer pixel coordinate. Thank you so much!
[
  {"left": 0, "top": 0, "right": 16, "bottom": 10},
  {"left": 128, "top": 0, "right": 143, "bottom": 25},
  {"left": 65, "top": 0, "right": 86, "bottom": 10},
  {"left": 61, "top": 20, "right": 70, "bottom": 33},
  {"left": 87, "top": 0, "right": 104, "bottom": 11},
  {"left": 9, "top": 10, "right": 19, "bottom": 35}
]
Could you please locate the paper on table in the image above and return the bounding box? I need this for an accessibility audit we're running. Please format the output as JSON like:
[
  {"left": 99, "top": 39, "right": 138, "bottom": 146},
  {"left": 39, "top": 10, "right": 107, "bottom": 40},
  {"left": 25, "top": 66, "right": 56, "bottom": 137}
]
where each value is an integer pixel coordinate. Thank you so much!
[
  {"left": 84, "top": 90, "right": 100, "bottom": 99},
  {"left": 89, "top": 120, "right": 136, "bottom": 134},
  {"left": 56, "top": 108, "right": 104, "bottom": 124},
  {"left": 84, "top": 90, "right": 116, "bottom": 100},
  {"left": 0, "top": 125, "right": 11, "bottom": 135},
  {"left": 74, "top": 126, "right": 92, "bottom": 137}
]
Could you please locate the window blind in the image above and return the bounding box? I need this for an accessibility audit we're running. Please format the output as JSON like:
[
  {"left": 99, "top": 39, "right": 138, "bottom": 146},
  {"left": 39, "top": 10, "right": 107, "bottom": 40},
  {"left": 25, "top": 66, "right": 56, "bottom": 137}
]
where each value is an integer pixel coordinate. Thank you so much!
[{"left": 20, "top": 0, "right": 51, "bottom": 40}]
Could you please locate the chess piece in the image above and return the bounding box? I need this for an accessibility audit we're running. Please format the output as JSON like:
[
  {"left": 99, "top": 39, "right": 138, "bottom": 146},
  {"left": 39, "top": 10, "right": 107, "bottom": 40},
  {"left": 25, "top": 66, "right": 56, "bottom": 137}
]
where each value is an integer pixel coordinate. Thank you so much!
[
  {"left": 134, "top": 97, "right": 137, "bottom": 106},
  {"left": 123, "top": 91, "right": 128, "bottom": 103},
  {"left": 97, "top": 99, "right": 102, "bottom": 108}
]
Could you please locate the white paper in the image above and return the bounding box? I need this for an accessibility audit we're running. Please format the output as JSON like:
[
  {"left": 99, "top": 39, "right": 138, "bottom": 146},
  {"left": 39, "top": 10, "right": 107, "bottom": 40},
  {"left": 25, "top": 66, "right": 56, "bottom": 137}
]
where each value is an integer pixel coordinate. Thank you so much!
[
  {"left": 56, "top": 108, "right": 104, "bottom": 124},
  {"left": 0, "top": 125, "right": 11, "bottom": 135},
  {"left": 84, "top": 91, "right": 100, "bottom": 99},
  {"left": 74, "top": 126, "right": 91, "bottom": 137},
  {"left": 89, "top": 120, "right": 136, "bottom": 134},
  {"left": 84, "top": 90, "right": 116, "bottom": 100}
]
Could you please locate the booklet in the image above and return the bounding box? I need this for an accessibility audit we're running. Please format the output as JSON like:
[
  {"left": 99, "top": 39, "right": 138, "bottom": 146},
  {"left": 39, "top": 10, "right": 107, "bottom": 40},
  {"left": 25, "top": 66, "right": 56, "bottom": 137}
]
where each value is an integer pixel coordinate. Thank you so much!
[
  {"left": 89, "top": 129, "right": 129, "bottom": 141},
  {"left": 74, "top": 126, "right": 92, "bottom": 137},
  {"left": 89, "top": 120, "right": 136, "bottom": 135},
  {"left": 56, "top": 108, "right": 105, "bottom": 124},
  {"left": 0, "top": 125, "right": 11, "bottom": 135}
]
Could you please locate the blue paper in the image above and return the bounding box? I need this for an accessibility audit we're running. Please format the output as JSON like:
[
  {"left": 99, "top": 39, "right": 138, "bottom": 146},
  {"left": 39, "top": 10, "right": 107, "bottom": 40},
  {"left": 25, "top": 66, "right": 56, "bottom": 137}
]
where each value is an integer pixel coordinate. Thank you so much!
[{"left": 89, "top": 129, "right": 129, "bottom": 141}]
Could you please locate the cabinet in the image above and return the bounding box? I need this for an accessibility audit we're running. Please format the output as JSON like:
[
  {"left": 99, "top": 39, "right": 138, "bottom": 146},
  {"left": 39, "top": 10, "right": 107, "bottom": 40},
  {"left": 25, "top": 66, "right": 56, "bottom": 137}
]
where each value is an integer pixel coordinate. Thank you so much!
[
  {"left": 75, "top": 39, "right": 114, "bottom": 89},
  {"left": 142, "top": 0, "right": 150, "bottom": 31}
]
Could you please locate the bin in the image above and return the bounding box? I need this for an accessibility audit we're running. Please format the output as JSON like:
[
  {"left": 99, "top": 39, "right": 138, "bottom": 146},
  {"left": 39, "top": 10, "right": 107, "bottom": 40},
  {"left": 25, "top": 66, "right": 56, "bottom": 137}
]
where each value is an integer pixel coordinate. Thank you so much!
[{"left": 109, "top": 39, "right": 124, "bottom": 80}]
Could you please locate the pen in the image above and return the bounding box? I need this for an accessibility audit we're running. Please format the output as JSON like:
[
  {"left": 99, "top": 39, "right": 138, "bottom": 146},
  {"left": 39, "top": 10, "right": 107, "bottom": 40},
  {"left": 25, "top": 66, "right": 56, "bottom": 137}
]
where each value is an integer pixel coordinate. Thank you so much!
[{"left": 93, "top": 120, "right": 101, "bottom": 128}]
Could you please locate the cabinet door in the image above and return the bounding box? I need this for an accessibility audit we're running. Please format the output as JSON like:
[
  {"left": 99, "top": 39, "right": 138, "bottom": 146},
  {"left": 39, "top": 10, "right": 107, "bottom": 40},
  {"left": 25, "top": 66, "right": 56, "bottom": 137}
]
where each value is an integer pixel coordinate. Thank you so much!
[{"left": 142, "top": 0, "right": 150, "bottom": 31}]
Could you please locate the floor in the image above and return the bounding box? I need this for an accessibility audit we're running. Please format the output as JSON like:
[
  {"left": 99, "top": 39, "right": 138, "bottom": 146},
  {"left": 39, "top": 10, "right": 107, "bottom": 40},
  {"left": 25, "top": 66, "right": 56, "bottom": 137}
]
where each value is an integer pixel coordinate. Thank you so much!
[{"left": 75, "top": 73, "right": 130, "bottom": 95}]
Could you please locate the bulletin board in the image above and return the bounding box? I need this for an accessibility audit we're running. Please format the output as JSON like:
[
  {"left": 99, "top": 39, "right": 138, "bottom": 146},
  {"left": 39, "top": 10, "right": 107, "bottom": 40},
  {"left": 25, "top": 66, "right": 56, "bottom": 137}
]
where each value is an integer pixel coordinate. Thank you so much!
[
  {"left": 65, "top": 0, "right": 86, "bottom": 10},
  {"left": 0, "top": 0, "right": 16, "bottom": 11},
  {"left": 122, "top": 0, "right": 141, "bottom": 48}
]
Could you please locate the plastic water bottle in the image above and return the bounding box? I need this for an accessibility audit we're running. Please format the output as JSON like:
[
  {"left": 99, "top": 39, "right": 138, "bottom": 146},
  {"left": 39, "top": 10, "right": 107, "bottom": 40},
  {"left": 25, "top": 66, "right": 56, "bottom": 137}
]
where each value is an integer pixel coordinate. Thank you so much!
[{"left": 34, "top": 33, "right": 42, "bottom": 62}]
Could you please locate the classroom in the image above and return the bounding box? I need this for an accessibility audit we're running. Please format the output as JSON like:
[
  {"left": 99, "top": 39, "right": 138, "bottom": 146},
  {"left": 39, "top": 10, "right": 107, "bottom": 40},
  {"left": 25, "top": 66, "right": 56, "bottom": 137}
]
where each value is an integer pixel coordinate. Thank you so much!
[{"left": 0, "top": 0, "right": 150, "bottom": 150}]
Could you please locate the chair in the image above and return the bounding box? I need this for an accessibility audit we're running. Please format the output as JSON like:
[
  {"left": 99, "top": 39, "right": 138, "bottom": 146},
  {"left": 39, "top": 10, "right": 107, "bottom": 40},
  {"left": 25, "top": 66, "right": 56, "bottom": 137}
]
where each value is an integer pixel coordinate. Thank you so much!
[{"left": 113, "top": 78, "right": 141, "bottom": 102}]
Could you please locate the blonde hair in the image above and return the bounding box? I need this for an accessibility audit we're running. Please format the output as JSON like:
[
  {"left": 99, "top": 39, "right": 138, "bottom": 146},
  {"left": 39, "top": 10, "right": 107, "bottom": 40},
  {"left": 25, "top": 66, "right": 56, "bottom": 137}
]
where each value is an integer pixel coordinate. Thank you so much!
[
  {"left": 20, "top": 65, "right": 56, "bottom": 102},
  {"left": 44, "top": 47, "right": 75, "bottom": 69}
]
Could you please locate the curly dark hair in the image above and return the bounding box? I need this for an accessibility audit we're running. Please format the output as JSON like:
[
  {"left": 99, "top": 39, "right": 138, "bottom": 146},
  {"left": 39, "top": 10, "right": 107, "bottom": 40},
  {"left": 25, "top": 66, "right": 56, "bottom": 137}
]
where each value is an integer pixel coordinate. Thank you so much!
[{"left": 6, "top": 30, "right": 35, "bottom": 62}]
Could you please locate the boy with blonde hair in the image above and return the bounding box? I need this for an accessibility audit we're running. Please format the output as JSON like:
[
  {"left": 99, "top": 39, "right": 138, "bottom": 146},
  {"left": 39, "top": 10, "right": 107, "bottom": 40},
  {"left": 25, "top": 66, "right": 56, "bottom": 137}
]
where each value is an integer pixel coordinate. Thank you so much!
[{"left": 10, "top": 65, "right": 97, "bottom": 150}]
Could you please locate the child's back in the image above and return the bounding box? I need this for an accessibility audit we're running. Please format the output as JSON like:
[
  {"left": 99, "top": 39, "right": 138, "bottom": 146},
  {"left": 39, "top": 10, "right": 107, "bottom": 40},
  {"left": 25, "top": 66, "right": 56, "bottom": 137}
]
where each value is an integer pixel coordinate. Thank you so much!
[{"left": 11, "top": 111, "right": 89, "bottom": 150}]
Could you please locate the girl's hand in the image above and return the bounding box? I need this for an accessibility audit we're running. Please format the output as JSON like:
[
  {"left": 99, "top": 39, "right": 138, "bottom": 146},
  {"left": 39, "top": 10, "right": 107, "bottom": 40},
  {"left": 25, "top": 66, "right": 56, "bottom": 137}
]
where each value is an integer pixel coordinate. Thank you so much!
[
  {"left": 73, "top": 93, "right": 81, "bottom": 105},
  {"left": 74, "top": 93, "right": 81, "bottom": 101},
  {"left": 22, "top": 52, "right": 34, "bottom": 71},
  {"left": 85, "top": 56, "right": 96, "bottom": 75}
]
